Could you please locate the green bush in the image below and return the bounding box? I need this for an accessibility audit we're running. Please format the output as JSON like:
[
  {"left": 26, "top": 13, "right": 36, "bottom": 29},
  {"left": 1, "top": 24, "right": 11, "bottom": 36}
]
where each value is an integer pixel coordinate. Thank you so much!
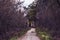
[{"left": 36, "top": 28, "right": 52, "bottom": 40}]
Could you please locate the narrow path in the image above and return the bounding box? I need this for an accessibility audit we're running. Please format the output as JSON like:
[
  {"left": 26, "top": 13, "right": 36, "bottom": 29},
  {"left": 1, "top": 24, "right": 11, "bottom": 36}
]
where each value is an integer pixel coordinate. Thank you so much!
[{"left": 17, "top": 28, "right": 40, "bottom": 40}]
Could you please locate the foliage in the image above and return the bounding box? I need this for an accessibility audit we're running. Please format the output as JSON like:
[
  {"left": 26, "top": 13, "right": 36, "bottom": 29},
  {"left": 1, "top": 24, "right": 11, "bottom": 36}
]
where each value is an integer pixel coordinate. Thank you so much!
[
  {"left": 0, "top": 0, "right": 28, "bottom": 40},
  {"left": 26, "top": 2, "right": 37, "bottom": 27},
  {"left": 10, "top": 37, "right": 17, "bottom": 40},
  {"left": 36, "top": 28, "right": 52, "bottom": 40},
  {"left": 27, "top": 2, "right": 36, "bottom": 20},
  {"left": 36, "top": 0, "right": 60, "bottom": 40},
  {"left": 10, "top": 28, "right": 28, "bottom": 40}
]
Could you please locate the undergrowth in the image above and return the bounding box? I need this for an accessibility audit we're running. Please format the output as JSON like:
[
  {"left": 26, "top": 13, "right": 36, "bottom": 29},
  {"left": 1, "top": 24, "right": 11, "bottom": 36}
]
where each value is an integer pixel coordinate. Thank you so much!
[{"left": 36, "top": 27, "right": 52, "bottom": 40}]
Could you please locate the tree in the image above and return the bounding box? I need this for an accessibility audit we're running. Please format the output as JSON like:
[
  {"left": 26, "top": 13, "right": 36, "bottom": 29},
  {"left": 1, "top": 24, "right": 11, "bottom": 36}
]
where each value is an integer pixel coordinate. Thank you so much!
[
  {"left": 0, "top": 0, "right": 27, "bottom": 40},
  {"left": 36, "top": 0, "right": 60, "bottom": 40},
  {"left": 26, "top": 2, "right": 37, "bottom": 27}
]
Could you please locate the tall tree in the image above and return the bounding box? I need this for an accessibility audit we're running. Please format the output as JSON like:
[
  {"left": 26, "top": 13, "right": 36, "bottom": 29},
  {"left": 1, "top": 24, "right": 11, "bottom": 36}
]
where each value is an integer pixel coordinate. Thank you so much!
[
  {"left": 0, "top": 0, "right": 26, "bottom": 40},
  {"left": 26, "top": 2, "right": 37, "bottom": 27},
  {"left": 36, "top": 0, "right": 60, "bottom": 40}
]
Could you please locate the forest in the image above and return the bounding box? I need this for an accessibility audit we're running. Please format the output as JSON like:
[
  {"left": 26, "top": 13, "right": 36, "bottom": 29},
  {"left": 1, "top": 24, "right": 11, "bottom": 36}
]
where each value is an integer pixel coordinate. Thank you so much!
[{"left": 0, "top": 0, "right": 60, "bottom": 40}]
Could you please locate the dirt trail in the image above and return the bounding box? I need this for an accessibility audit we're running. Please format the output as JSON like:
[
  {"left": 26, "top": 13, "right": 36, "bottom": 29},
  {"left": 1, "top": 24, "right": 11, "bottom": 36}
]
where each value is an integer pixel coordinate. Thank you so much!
[{"left": 17, "top": 28, "right": 40, "bottom": 40}]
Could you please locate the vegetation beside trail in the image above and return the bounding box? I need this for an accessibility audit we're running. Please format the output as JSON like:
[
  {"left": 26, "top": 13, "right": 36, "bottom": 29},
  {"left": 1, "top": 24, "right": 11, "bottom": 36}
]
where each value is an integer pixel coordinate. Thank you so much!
[
  {"left": 10, "top": 28, "right": 29, "bottom": 40},
  {"left": 36, "top": 27, "right": 52, "bottom": 40}
]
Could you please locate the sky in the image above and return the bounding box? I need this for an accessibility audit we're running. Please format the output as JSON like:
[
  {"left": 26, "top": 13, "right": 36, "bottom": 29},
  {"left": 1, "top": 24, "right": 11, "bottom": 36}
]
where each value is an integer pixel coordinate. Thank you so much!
[{"left": 21, "top": 0, "right": 35, "bottom": 7}]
